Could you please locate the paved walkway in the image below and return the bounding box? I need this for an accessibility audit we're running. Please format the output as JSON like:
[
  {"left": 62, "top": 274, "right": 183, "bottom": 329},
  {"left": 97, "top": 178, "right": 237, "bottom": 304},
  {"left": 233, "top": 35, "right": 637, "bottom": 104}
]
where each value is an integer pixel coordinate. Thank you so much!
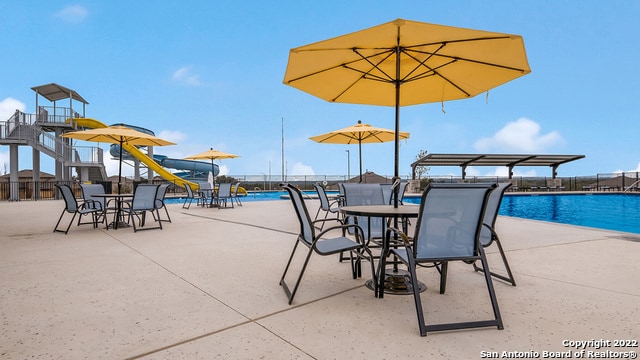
[{"left": 1, "top": 199, "right": 638, "bottom": 359}]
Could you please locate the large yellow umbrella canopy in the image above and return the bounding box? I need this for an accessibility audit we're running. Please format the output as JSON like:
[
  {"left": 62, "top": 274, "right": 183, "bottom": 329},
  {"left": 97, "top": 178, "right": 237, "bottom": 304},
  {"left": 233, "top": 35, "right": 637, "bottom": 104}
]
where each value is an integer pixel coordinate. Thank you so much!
[
  {"left": 284, "top": 18, "right": 530, "bottom": 204},
  {"left": 184, "top": 148, "right": 240, "bottom": 183},
  {"left": 61, "top": 125, "right": 176, "bottom": 193},
  {"left": 310, "top": 120, "right": 409, "bottom": 182}
]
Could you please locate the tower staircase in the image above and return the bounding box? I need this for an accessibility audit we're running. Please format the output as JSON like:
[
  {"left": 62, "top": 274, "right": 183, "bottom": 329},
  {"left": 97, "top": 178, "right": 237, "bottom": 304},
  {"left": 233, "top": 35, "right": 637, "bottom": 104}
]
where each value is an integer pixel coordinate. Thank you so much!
[{"left": 0, "top": 110, "right": 107, "bottom": 182}]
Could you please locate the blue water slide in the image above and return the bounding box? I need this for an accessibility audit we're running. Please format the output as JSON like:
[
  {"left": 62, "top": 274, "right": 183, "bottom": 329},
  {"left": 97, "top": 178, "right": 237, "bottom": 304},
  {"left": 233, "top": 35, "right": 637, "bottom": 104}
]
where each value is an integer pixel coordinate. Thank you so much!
[{"left": 108, "top": 123, "right": 218, "bottom": 179}]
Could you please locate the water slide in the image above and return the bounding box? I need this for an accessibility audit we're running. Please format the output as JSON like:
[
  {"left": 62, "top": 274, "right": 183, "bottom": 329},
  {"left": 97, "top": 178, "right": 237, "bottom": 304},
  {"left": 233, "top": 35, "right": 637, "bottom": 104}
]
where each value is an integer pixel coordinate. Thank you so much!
[{"left": 73, "top": 118, "right": 201, "bottom": 190}]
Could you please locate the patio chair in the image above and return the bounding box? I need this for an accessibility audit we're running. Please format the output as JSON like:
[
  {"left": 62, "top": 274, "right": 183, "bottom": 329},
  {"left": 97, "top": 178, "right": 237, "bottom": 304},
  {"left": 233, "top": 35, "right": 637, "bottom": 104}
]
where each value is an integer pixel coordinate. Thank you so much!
[
  {"left": 231, "top": 181, "right": 243, "bottom": 206},
  {"left": 53, "top": 184, "right": 103, "bottom": 234},
  {"left": 80, "top": 183, "right": 112, "bottom": 225},
  {"left": 198, "top": 181, "right": 215, "bottom": 207},
  {"left": 182, "top": 183, "right": 201, "bottom": 209},
  {"left": 121, "top": 184, "right": 162, "bottom": 232},
  {"left": 340, "top": 183, "right": 386, "bottom": 262},
  {"left": 313, "top": 182, "right": 341, "bottom": 229},
  {"left": 387, "top": 183, "right": 503, "bottom": 336},
  {"left": 279, "top": 183, "right": 376, "bottom": 305},
  {"left": 153, "top": 183, "right": 172, "bottom": 223},
  {"left": 217, "top": 182, "right": 233, "bottom": 208},
  {"left": 342, "top": 183, "right": 386, "bottom": 241},
  {"left": 472, "top": 183, "right": 517, "bottom": 286}
]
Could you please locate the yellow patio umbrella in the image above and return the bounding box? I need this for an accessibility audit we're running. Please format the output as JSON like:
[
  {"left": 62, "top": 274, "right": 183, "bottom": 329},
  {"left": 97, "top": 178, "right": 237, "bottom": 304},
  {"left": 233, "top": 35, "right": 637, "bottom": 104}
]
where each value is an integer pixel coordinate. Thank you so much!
[
  {"left": 310, "top": 120, "right": 409, "bottom": 182},
  {"left": 284, "top": 18, "right": 531, "bottom": 206},
  {"left": 184, "top": 148, "right": 240, "bottom": 184},
  {"left": 61, "top": 125, "right": 176, "bottom": 194}
]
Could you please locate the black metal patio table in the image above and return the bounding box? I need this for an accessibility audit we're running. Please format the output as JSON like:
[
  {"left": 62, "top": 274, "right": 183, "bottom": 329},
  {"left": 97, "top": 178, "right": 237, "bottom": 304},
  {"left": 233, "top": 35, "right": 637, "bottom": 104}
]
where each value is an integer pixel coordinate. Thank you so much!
[{"left": 339, "top": 204, "right": 425, "bottom": 298}]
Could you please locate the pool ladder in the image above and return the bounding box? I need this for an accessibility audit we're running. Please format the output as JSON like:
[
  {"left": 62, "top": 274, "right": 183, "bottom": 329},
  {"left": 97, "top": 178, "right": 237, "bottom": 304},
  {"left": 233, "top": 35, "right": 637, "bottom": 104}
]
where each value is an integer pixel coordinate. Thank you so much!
[{"left": 623, "top": 180, "right": 640, "bottom": 193}]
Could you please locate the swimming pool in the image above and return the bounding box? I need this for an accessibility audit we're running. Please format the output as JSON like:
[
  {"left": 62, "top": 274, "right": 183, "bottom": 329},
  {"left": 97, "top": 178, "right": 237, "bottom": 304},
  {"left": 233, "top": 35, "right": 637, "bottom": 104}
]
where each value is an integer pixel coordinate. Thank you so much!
[
  {"left": 498, "top": 193, "right": 640, "bottom": 234},
  {"left": 168, "top": 191, "right": 640, "bottom": 235}
]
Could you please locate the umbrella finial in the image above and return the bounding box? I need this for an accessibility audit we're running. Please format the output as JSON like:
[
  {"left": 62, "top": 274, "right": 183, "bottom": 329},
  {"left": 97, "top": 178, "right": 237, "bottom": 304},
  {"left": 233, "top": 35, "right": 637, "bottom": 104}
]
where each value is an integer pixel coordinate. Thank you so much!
[{"left": 357, "top": 120, "right": 362, "bottom": 124}]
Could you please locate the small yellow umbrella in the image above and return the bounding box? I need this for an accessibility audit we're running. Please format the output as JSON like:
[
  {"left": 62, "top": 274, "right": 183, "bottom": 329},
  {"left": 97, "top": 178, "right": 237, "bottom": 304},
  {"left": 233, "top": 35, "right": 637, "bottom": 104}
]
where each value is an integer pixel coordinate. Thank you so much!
[
  {"left": 61, "top": 125, "right": 175, "bottom": 194},
  {"left": 310, "top": 120, "right": 409, "bottom": 182},
  {"left": 184, "top": 148, "right": 240, "bottom": 183}
]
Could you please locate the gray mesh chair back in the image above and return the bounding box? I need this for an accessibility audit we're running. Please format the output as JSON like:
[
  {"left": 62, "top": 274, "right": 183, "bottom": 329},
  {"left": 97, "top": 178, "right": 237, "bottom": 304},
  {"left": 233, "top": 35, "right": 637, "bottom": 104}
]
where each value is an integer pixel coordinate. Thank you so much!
[
  {"left": 342, "top": 183, "right": 385, "bottom": 240},
  {"left": 125, "top": 184, "right": 162, "bottom": 232},
  {"left": 313, "top": 183, "right": 340, "bottom": 225},
  {"left": 217, "top": 183, "right": 233, "bottom": 208},
  {"left": 474, "top": 182, "right": 516, "bottom": 285},
  {"left": 198, "top": 182, "right": 214, "bottom": 207},
  {"left": 80, "top": 184, "right": 106, "bottom": 211},
  {"left": 389, "top": 183, "right": 503, "bottom": 336},
  {"left": 54, "top": 184, "right": 101, "bottom": 234},
  {"left": 231, "top": 182, "right": 243, "bottom": 206},
  {"left": 154, "top": 183, "right": 171, "bottom": 223},
  {"left": 279, "top": 183, "right": 375, "bottom": 305},
  {"left": 182, "top": 183, "right": 200, "bottom": 209}
]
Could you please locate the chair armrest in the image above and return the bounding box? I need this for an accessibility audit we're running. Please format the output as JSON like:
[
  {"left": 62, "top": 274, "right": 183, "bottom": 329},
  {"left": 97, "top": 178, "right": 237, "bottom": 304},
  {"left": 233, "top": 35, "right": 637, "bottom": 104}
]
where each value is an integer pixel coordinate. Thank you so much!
[
  {"left": 386, "top": 226, "right": 413, "bottom": 247},
  {"left": 316, "top": 223, "right": 368, "bottom": 246}
]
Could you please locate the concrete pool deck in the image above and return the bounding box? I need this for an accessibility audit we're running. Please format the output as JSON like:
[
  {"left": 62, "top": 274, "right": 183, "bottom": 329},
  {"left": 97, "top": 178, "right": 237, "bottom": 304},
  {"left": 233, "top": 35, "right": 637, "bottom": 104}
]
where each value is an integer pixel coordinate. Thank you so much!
[{"left": 1, "top": 199, "right": 638, "bottom": 359}]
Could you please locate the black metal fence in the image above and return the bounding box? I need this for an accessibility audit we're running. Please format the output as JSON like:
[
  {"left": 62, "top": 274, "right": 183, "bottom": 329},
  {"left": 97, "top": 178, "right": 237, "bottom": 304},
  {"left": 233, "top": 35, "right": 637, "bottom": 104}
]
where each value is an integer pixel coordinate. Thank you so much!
[{"left": 2, "top": 172, "right": 639, "bottom": 201}]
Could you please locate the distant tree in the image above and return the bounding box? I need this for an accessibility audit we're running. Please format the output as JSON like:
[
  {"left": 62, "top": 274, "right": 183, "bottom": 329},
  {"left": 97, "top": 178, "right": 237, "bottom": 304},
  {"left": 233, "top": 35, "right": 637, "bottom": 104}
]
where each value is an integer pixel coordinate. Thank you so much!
[{"left": 414, "top": 150, "right": 430, "bottom": 179}]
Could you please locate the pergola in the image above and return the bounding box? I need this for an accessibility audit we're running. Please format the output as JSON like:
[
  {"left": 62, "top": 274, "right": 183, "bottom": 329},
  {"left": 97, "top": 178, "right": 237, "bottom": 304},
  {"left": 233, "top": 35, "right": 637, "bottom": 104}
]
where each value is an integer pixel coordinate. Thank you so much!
[{"left": 411, "top": 153, "right": 585, "bottom": 179}]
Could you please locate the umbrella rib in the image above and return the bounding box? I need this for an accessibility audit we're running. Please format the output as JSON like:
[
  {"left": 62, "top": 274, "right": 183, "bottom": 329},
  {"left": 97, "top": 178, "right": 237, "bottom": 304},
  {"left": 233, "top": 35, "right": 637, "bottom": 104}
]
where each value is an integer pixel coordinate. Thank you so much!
[{"left": 331, "top": 48, "right": 396, "bottom": 102}]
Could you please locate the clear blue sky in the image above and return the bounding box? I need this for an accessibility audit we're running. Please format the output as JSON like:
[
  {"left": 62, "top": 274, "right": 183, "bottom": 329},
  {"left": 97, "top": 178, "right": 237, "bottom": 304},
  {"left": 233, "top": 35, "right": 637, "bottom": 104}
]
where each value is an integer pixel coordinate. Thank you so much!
[{"left": 1, "top": 1, "right": 638, "bottom": 179}]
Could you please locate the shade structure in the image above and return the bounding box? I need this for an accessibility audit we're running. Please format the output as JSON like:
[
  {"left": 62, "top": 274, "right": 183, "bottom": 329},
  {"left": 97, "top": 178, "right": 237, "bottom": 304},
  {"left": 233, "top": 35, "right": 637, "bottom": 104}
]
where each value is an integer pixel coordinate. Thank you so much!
[
  {"left": 184, "top": 148, "right": 240, "bottom": 183},
  {"left": 284, "top": 18, "right": 531, "bottom": 206},
  {"left": 310, "top": 120, "right": 409, "bottom": 182},
  {"left": 61, "top": 125, "right": 175, "bottom": 194}
]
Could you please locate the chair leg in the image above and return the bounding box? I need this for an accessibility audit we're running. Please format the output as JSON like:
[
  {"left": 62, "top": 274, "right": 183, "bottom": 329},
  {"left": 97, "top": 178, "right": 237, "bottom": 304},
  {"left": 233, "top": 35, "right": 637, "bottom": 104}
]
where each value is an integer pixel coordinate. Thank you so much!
[
  {"left": 434, "top": 262, "right": 449, "bottom": 294},
  {"left": 54, "top": 210, "right": 75, "bottom": 234},
  {"left": 478, "top": 247, "right": 504, "bottom": 330},
  {"left": 473, "top": 237, "right": 516, "bottom": 286},
  {"left": 406, "top": 256, "right": 428, "bottom": 336},
  {"left": 279, "top": 241, "right": 314, "bottom": 305}
]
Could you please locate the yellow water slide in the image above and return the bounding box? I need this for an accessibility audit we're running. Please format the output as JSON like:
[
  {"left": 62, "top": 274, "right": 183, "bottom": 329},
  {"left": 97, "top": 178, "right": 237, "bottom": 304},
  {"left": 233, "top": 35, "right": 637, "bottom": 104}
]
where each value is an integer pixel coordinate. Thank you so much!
[{"left": 72, "top": 118, "right": 198, "bottom": 190}]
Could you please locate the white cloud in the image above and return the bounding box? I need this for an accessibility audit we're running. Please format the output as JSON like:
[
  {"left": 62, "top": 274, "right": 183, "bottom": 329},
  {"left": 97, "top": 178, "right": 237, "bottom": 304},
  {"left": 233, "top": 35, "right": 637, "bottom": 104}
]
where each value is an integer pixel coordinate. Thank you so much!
[
  {"left": 217, "top": 164, "right": 229, "bottom": 176},
  {"left": 157, "top": 130, "right": 187, "bottom": 143},
  {"left": 54, "top": 5, "right": 88, "bottom": 24},
  {"left": 614, "top": 162, "right": 640, "bottom": 173},
  {"left": 172, "top": 66, "right": 204, "bottom": 86},
  {"left": 474, "top": 117, "right": 564, "bottom": 153},
  {"left": 290, "top": 162, "right": 315, "bottom": 176},
  {"left": 0, "top": 97, "right": 26, "bottom": 119}
]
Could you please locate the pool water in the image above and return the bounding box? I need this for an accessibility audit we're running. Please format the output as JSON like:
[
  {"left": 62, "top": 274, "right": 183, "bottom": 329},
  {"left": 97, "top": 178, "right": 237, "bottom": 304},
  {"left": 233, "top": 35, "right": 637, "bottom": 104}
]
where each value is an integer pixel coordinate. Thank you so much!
[
  {"left": 168, "top": 191, "right": 640, "bottom": 235},
  {"left": 498, "top": 193, "right": 640, "bottom": 234}
]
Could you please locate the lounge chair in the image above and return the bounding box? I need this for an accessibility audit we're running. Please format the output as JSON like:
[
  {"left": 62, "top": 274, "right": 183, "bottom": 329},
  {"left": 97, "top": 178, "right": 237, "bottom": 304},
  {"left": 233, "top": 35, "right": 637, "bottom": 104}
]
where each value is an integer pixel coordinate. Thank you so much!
[
  {"left": 121, "top": 184, "right": 162, "bottom": 232},
  {"left": 182, "top": 183, "right": 200, "bottom": 209},
  {"left": 472, "top": 183, "right": 517, "bottom": 286},
  {"left": 53, "top": 184, "right": 103, "bottom": 234},
  {"left": 312, "top": 182, "right": 341, "bottom": 229},
  {"left": 153, "top": 183, "right": 171, "bottom": 223},
  {"left": 279, "top": 183, "right": 376, "bottom": 305},
  {"left": 217, "top": 183, "right": 233, "bottom": 208},
  {"left": 387, "top": 183, "right": 503, "bottom": 336}
]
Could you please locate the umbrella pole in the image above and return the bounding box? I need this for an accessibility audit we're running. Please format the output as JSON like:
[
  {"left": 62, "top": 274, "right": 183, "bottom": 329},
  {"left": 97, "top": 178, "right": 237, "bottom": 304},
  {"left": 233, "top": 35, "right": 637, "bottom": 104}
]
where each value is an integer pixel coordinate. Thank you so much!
[
  {"left": 392, "top": 43, "right": 401, "bottom": 208},
  {"left": 358, "top": 140, "right": 363, "bottom": 183},
  {"left": 118, "top": 139, "right": 123, "bottom": 195}
]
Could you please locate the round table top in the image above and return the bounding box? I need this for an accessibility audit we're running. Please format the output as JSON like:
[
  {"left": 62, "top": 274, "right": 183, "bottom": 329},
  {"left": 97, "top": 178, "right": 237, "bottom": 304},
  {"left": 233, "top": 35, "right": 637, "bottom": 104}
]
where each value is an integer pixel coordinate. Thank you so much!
[
  {"left": 91, "top": 194, "right": 134, "bottom": 198},
  {"left": 339, "top": 204, "right": 419, "bottom": 217}
]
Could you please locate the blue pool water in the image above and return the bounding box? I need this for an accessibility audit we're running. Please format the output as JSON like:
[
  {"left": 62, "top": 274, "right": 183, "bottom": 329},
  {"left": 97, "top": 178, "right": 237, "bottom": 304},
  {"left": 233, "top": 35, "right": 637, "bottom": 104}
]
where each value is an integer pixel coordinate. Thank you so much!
[
  {"left": 406, "top": 193, "right": 640, "bottom": 234},
  {"left": 169, "top": 192, "right": 640, "bottom": 235},
  {"left": 498, "top": 193, "right": 640, "bottom": 234}
]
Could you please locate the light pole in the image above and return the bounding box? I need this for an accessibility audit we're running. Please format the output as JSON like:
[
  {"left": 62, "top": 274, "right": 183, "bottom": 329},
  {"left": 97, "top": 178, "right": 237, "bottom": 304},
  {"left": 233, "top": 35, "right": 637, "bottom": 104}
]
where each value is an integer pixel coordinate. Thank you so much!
[{"left": 345, "top": 149, "right": 350, "bottom": 180}]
